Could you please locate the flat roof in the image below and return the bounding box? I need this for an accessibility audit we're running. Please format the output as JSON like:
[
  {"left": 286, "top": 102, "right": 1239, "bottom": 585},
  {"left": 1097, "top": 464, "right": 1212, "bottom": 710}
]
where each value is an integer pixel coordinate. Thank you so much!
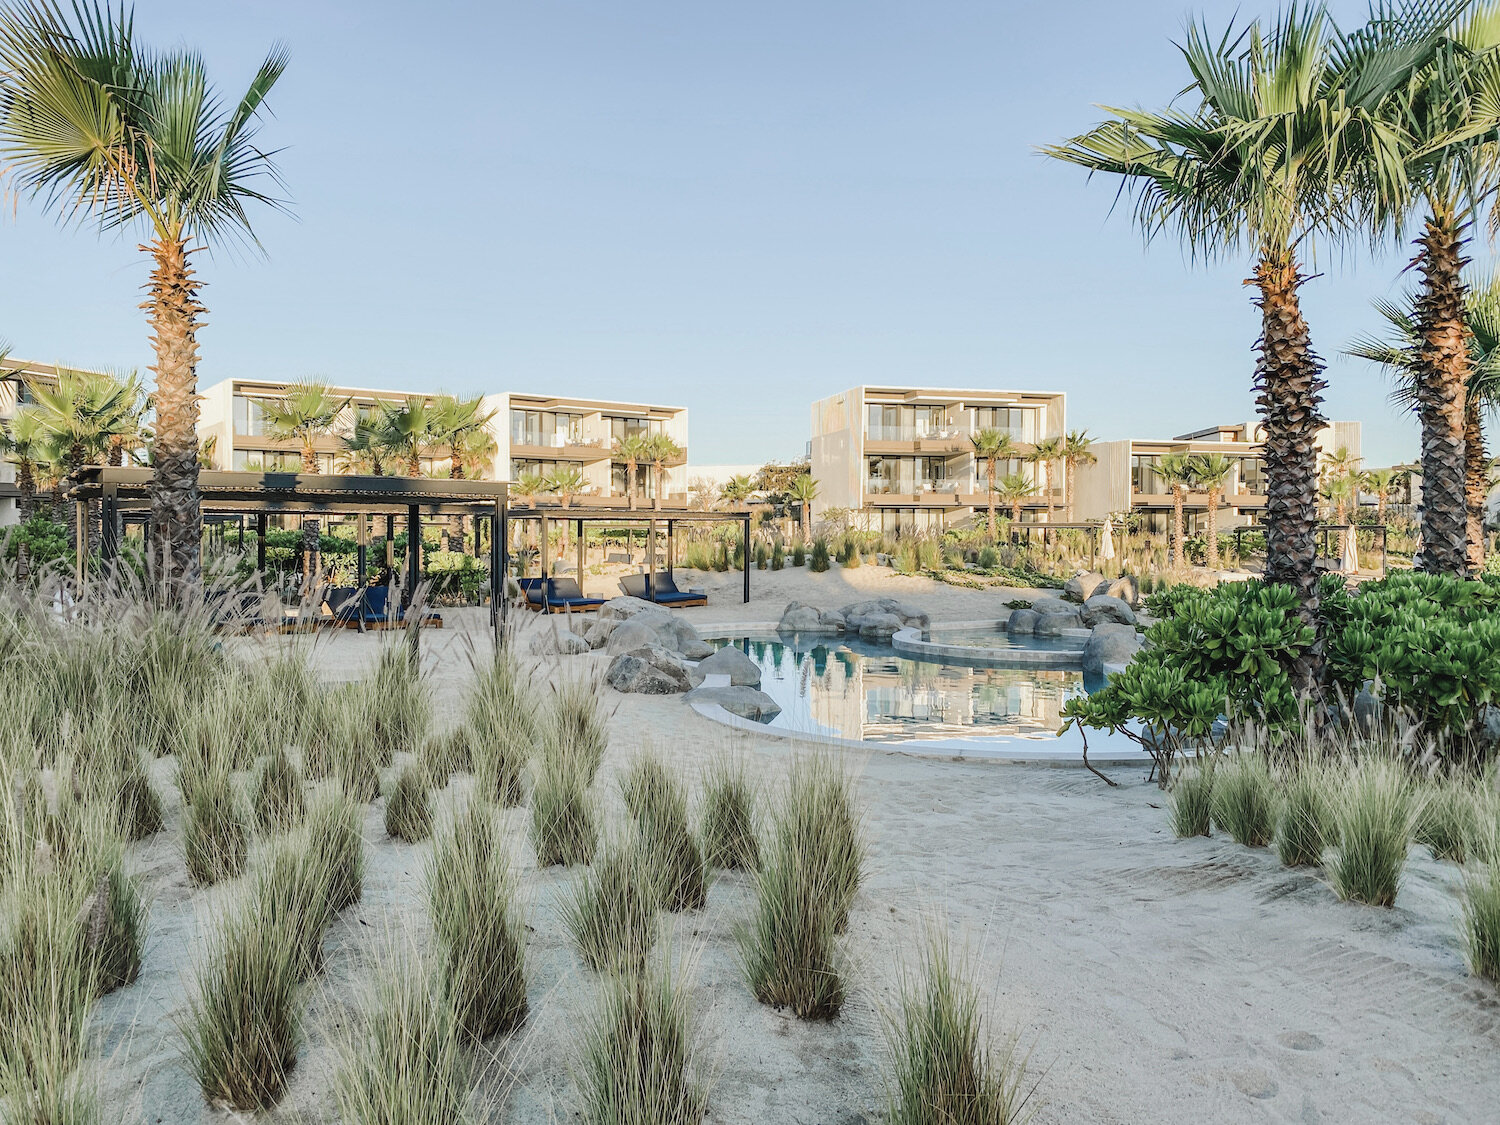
[{"left": 858, "top": 385, "right": 1065, "bottom": 401}]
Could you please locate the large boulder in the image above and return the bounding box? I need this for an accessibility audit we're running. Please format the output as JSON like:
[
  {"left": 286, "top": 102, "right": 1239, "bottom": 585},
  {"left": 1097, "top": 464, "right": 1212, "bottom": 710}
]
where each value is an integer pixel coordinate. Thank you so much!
[
  {"left": 1064, "top": 571, "right": 1109, "bottom": 601},
  {"left": 1080, "top": 594, "right": 1137, "bottom": 628},
  {"left": 838, "top": 598, "right": 930, "bottom": 629},
  {"left": 692, "top": 646, "right": 762, "bottom": 687},
  {"left": 605, "top": 645, "right": 693, "bottom": 694},
  {"left": 684, "top": 684, "right": 782, "bottom": 721},
  {"left": 848, "top": 611, "right": 905, "bottom": 639},
  {"left": 530, "top": 628, "right": 591, "bottom": 656},
  {"left": 599, "top": 596, "right": 655, "bottom": 622},
  {"left": 1034, "top": 610, "right": 1084, "bottom": 637},
  {"left": 777, "top": 601, "right": 846, "bottom": 634},
  {"left": 604, "top": 610, "right": 713, "bottom": 659},
  {"left": 1082, "top": 623, "right": 1143, "bottom": 676},
  {"left": 1005, "top": 608, "right": 1040, "bottom": 636},
  {"left": 1026, "top": 596, "right": 1074, "bottom": 618},
  {"left": 1104, "top": 575, "right": 1140, "bottom": 608},
  {"left": 583, "top": 617, "right": 618, "bottom": 649},
  {"left": 605, "top": 616, "right": 665, "bottom": 655}
]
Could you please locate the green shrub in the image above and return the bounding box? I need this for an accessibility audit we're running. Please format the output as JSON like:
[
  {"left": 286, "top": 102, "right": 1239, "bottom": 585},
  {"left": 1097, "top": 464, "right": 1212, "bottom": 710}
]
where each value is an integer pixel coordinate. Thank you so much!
[
  {"left": 384, "top": 761, "right": 432, "bottom": 843},
  {"left": 1168, "top": 763, "right": 1214, "bottom": 838},
  {"left": 331, "top": 942, "right": 472, "bottom": 1125},
  {"left": 791, "top": 542, "right": 806, "bottom": 567},
  {"left": 1276, "top": 763, "right": 1332, "bottom": 868},
  {"left": 885, "top": 936, "right": 1033, "bottom": 1125},
  {"left": 771, "top": 543, "right": 785, "bottom": 571},
  {"left": 426, "top": 800, "right": 528, "bottom": 1040},
  {"left": 530, "top": 748, "right": 598, "bottom": 867},
  {"left": 252, "top": 746, "right": 305, "bottom": 832},
  {"left": 755, "top": 543, "right": 768, "bottom": 570},
  {"left": 466, "top": 652, "right": 535, "bottom": 805},
  {"left": 564, "top": 836, "right": 661, "bottom": 974},
  {"left": 1211, "top": 754, "right": 1277, "bottom": 848},
  {"left": 1329, "top": 760, "right": 1416, "bottom": 907},
  {"left": 700, "top": 757, "right": 759, "bottom": 870},
  {"left": 1461, "top": 861, "right": 1500, "bottom": 982},
  {"left": 809, "top": 539, "right": 830, "bottom": 573},
  {"left": 976, "top": 545, "right": 999, "bottom": 570},
  {"left": 180, "top": 891, "right": 302, "bottom": 1110},
  {"left": 579, "top": 960, "right": 706, "bottom": 1125},
  {"left": 620, "top": 755, "right": 707, "bottom": 912}
]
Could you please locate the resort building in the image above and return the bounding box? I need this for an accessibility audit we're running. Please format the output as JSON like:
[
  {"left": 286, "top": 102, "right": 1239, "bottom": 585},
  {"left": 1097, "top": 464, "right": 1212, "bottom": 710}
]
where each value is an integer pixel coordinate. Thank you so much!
[
  {"left": 1072, "top": 420, "right": 1363, "bottom": 533},
  {"left": 197, "top": 378, "right": 690, "bottom": 504},
  {"left": 809, "top": 385, "right": 1067, "bottom": 533}
]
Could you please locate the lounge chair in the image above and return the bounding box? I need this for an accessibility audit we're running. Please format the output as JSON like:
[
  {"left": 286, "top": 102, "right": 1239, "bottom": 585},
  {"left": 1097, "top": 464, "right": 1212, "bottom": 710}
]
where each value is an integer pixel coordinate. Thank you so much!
[
  {"left": 340, "top": 584, "right": 443, "bottom": 630},
  {"left": 619, "top": 571, "right": 708, "bottom": 608},
  {"left": 518, "top": 576, "right": 547, "bottom": 611},
  {"left": 544, "top": 576, "right": 607, "bottom": 613}
]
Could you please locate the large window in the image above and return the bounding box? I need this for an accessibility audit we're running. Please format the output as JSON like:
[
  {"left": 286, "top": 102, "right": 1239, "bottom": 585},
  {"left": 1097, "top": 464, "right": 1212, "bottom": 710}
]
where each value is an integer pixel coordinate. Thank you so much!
[
  {"left": 972, "top": 406, "right": 1039, "bottom": 443},
  {"left": 865, "top": 404, "right": 957, "bottom": 442},
  {"left": 876, "top": 508, "right": 947, "bottom": 535},
  {"left": 511, "top": 410, "right": 585, "bottom": 448},
  {"left": 1238, "top": 457, "right": 1266, "bottom": 495},
  {"left": 232, "top": 449, "right": 333, "bottom": 472},
  {"left": 233, "top": 395, "right": 272, "bottom": 437},
  {"left": 1131, "top": 454, "right": 1165, "bottom": 494},
  {"left": 611, "top": 461, "right": 652, "bottom": 498},
  {"left": 514, "top": 459, "right": 585, "bottom": 481},
  {"left": 607, "top": 415, "right": 661, "bottom": 444},
  {"left": 866, "top": 457, "right": 958, "bottom": 495}
]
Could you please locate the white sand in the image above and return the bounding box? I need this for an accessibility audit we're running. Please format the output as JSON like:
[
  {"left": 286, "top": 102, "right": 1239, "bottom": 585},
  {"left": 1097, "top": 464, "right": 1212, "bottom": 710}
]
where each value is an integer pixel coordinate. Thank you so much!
[{"left": 90, "top": 568, "right": 1498, "bottom": 1124}]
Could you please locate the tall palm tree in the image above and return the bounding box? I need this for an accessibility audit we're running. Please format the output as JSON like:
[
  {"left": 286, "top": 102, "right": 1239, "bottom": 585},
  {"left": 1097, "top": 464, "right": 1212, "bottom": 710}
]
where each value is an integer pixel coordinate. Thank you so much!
[
  {"left": 994, "top": 473, "right": 1037, "bottom": 527},
  {"left": 544, "top": 465, "right": 588, "bottom": 557},
  {"left": 788, "top": 473, "right": 818, "bottom": 540},
  {"left": 0, "top": 406, "right": 48, "bottom": 521},
  {"left": 260, "top": 381, "right": 351, "bottom": 473},
  {"left": 0, "top": 1, "right": 288, "bottom": 595},
  {"left": 373, "top": 397, "right": 437, "bottom": 477},
  {"left": 1045, "top": 2, "right": 1450, "bottom": 694},
  {"left": 719, "top": 474, "right": 754, "bottom": 506},
  {"left": 969, "top": 427, "right": 1016, "bottom": 535},
  {"left": 1158, "top": 452, "right": 1198, "bottom": 568},
  {"left": 1026, "top": 437, "right": 1064, "bottom": 520},
  {"left": 338, "top": 414, "right": 386, "bottom": 476},
  {"left": 1363, "top": 466, "right": 1399, "bottom": 523},
  {"left": 510, "top": 470, "right": 546, "bottom": 565},
  {"left": 1061, "top": 429, "right": 1097, "bottom": 521},
  {"left": 435, "top": 400, "right": 496, "bottom": 550},
  {"left": 613, "top": 432, "right": 649, "bottom": 510},
  {"left": 643, "top": 432, "right": 683, "bottom": 512},
  {"left": 1191, "top": 454, "right": 1236, "bottom": 569},
  {"left": 25, "top": 367, "right": 136, "bottom": 473}
]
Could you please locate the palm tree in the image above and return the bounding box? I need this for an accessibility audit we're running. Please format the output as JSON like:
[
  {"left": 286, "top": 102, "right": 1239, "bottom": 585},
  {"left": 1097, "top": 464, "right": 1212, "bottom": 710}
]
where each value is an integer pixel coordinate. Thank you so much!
[
  {"left": 104, "top": 370, "right": 149, "bottom": 466},
  {"left": 0, "top": 406, "right": 48, "bottom": 521},
  {"left": 1363, "top": 467, "right": 1399, "bottom": 523},
  {"left": 435, "top": 399, "right": 496, "bottom": 550},
  {"left": 1026, "top": 437, "right": 1064, "bottom": 520},
  {"left": 969, "top": 428, "right": 1016, "bottom": 535},
  {"left": 1061, "top": 430, "right": 1097, "bottom": 522},
  {"left": 260, "top": 382, "right": 351, "bottom": 473},
  {"left": 338, "top": 414, "right": 386, "bottom": 476},
  {"left": 719, "top": 474, "right": 754, "bottom": 506},
  {"left": 373, "top": 397, "right": 437, "bottom": 477},
  {"left": 509, "top": 470, "right": 546, "bottom": 566},
  {"left": 788, "top": 474, "right": 818, "bottom": 540},
  {"left": 544, "top": 465, "right": 588, "bottom": 557},
  {"left": 0, "top": 2, "right": 289, "bottom": 595},
  {"left": 25, "top": 367, "right": 137, "bottom": 474},
  {"left": 1191, "top": 454, "right": 1236, "bottom": 569},
  {"left": 643, "top": 432, "right": 683, "bottom": 512},
  {"left": 613, "top": 433, "right": 649, "bottom": 510},
  {"left": 1158, "top": 452, "right": 1198, "bottom": 568},
  {"left": 994, "top": 473, "right": 1037, "bottom": 527},
  {"left": 1045, "top": 3, "right": 1448, "bottom": 694}
]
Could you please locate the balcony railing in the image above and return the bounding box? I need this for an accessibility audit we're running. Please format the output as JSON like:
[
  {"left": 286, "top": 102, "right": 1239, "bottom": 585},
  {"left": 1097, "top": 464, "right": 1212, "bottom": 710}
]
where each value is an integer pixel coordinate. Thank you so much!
[
  {"left": 866, "top": 425, "right": 972, "bottom": 443},
  {"left": 511, "top": 432, "right": 608, "bottom": 449},
  {"left": 866, "top": 478, "right": 962, "bottom": 496}
]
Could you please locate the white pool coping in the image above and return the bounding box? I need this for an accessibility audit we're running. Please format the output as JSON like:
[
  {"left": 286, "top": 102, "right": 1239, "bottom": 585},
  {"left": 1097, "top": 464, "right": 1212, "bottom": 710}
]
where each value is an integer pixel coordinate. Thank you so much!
[{"left": 891, "top": 623, "right": 1087, "bottom": 668}]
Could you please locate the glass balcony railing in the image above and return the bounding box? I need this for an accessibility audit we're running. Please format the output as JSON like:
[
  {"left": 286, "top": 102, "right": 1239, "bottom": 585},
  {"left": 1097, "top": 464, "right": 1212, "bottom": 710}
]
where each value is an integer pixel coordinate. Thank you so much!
[
  {"left": 866, "top": 479, "right": 962, "bottom": 496},
  {"left": 866, "top": 425, "right": 970, "bottom": 443}
]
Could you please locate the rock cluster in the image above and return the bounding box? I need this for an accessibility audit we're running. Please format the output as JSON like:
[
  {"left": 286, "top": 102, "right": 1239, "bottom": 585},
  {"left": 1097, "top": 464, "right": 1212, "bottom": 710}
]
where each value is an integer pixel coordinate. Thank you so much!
[
  {"left": 775, "top": 598, "right": 930, "bottom": 637},
  {"left": 1063, "top": 570, "right": 1141, "bottom": 607}
]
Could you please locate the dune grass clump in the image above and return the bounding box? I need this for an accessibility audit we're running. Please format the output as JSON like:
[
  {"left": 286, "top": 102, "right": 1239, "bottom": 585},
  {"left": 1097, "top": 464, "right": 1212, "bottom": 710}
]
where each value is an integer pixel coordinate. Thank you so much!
[
  {"left": 367, "top": 643, "right": 433, "bottom": 764},
  {"left": 384, "top": 761, "right": 433, "bottom": 843},
  {"left": 306, "top": 784, "right": 365, "bottom": 912},
  {"left": 621, "top": 754, "right": 707, "bottom": 912},
  {"left": 426, "top": 800, "right": 529, "bottom": 1040},
  {"left": 530, "top": 747, "right": 598, "bottom": 868},
  {"left": 545, "top": 675, "right": 609, "bottom": 783},
  {"left": 885, "top": 936, "right": 1034, "bottom": 1125},
  {"left": 564, "top": 837, "right": 662, "bottom": 974},
  {"left": 104, "top": 751, "right": 164, "bottom": 842},
  {"left": 252, "top": 835, "right": 334, "bottom": 981},
  {"left": 1329, "top": 759, "right": 1416, "bottom": 908},
  {"left": 1461, "top": 844, "right": 1500, "bottom": 982},
  {"left": 1168, "top": 763, "right": 1214, "bottom": 838},
  {"left": 252, "top": 745, "right": 305, "bottom": 832},
  {"left": 1210, "top": 753, "right": 1277, "bottom": 848},
  {"left": 579, "top": 960, "right": 706, "bottom": 1125},
  {"left": 79, "top": 858, "right": 148, "bottom": 996},
  {"left": 1414, "top": 776, "right": 1479, "bottom": 864},
  {"left": 305, "top": 683, "right": 382, "bottom": 801},
  {"left": 738, "top": 756, "right": 864, "bottom": 1021},
  {"left": 179, "top": 761, "right": 248, "bottom": 886},
  {"left": 423, "top": 725, "right": 472, "bottom": 789},
  {"left": 179, "top": 891, "right": 302, "bottom": 1111},
  {"left": 331, "top": 941, "right": 473, "bottom": 1125},
  {"left": 700, "top": 756, "right": 759, "bottom": 870},
  {"left": 1275, "top": 761, "right": 1332, "bottom": 868},
  {"left": 466, "top": 652, "right": 535, "bottom": 805}
]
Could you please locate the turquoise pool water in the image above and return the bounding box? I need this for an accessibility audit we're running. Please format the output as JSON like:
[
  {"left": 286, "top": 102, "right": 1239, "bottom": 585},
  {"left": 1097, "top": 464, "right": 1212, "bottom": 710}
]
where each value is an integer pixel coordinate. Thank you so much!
[{"left": 707, "top": 635, "right": 1095, "bottom": 743}]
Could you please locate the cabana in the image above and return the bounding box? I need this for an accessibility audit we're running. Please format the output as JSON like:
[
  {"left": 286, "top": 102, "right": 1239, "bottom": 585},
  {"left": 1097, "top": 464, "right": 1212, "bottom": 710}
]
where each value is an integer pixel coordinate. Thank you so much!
[{"left": 66, "top": 467, "right": 511, "bottom": 645}]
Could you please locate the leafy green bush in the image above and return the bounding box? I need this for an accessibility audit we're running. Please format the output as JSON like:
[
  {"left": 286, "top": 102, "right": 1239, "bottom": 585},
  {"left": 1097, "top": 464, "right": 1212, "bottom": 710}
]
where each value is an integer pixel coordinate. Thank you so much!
[
  {"left": 976, "top": 546, "right": 999, "bottom": 570},
  {"left": 1, "top": 514, "right": 70, "bottom": 569}
]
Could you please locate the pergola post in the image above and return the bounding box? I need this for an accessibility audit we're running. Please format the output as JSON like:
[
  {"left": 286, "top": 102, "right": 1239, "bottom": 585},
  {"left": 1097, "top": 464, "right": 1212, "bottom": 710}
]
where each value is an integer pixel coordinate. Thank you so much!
[
  {"left": 256, "top": 511, "right": 267, "bottom": 574},
  {"left": 74, "top": 500, "right": 88, "bottom": 588},
  {"left": 576, "top": 518, "right": 584, "bottom": 592},
  {"left": 492, "top": 499, "right": 507, "bottom": 646},
  {"left": 385, "top": 514, "right": 395, "bottom": 570},
  {"left": 742, "top": 515, "right": 750, "bottom": 604},
  {"left": 667, "top": 519, "right": 674, "bottom": 578},
  {"left": 647, "top": 518, "right": 657, "bottom": 599},
  {"left": 406, "top": 503, "right": 421, "bottom": 664},
  {"left": 101, "top": 486, "right": 120, "bottom": 564}
]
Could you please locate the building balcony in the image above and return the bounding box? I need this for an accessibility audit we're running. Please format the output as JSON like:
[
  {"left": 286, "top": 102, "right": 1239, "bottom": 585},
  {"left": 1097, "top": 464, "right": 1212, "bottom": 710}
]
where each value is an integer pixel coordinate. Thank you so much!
[
  {"left": 1131, "top": 489, "right": 1267, "bottom": 509},
  {"left": 511, "top": 436, "right": 614, "bottom": 462}
]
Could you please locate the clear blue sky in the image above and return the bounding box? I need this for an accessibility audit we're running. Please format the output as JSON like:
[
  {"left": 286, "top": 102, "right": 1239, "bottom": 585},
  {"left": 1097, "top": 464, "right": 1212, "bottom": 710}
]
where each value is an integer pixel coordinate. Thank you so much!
[{"left": 1, "top": 0, "right": 1465, "bottom": 468}]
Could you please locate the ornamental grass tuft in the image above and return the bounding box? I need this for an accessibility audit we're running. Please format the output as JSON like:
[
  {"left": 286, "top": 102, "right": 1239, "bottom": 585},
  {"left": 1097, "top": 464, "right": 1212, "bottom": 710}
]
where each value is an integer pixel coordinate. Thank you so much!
[
  {"left": 384, "top": 760, "right": 433, "bottom": 843},
  {"left": 1328, "top": 759, "right": 1416, "bottom": 908},
  {"left": 1211, "top": 753, "right": 1277, "bottom": 848},
  {"left": 620, "top": 754, "right": 707, "bottom": 912},
  {"left": 1168, "top": 763, "right": 1213, "bottom": 838},
  {"left": 1275, "top": 761, "right": 1332, "bottom": 868},
  {"left": 564, "top": 835, "right": 662, "bottom": 975},
  {"left": 700, "top": 755, "right": 759, "bottom": 871}
]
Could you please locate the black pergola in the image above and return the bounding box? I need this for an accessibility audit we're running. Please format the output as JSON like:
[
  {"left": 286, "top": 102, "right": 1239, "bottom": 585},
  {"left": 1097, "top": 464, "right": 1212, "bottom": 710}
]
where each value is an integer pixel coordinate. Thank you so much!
[
  {"left": 67, "top": 467, "right": 511, "bottom": 643},
  {"left": 502, "top": 506, "right": 754, "bottom": 604}
]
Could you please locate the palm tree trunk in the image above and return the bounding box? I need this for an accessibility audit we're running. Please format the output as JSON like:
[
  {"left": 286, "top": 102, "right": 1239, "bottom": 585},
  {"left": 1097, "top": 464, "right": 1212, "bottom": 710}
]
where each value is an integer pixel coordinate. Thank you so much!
[
  {"left": 1412, "top": 208, "right": 1471, "bottom": 576},
  {"left": 627, "top": 460, "right": 637, "bottom": 511},
  {"left": 1464, "top": 398, "right": 1487, "bottom": 573},
  {"left": 1206, "top": 490, "right": 1220, "bottom": 568},
  {"left": 301, "top": 445, "right": 318, "bottom": 474},
  {"left": 652, "top": 463, "right": 663, "bottom": 511},
  {"left": 1011, "top": 500, "right": 1021, "bottom": 525},
  {"left": 17, "top": 463, "right": 34, "bottom": 523},
  {"left": 1172, "top": 487, "right": 1184, "bottom": 568},
  {"left": 1252, "top": 248, "right": 1326, "bottom": 696},
  {"left": 145, "top": 235, "right": 205, "bottom": 599},
  {"left": 1066, "top": 458, "right": 1075, "bottom": 522},
  {"left": 987, "top": 455, "right": 997, "bottom": 536}
]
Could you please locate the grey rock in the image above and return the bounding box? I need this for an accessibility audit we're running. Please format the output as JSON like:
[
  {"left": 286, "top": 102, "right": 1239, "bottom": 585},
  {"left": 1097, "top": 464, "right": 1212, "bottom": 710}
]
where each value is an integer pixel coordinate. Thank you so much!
[
  {"left": 583, "top": 618, "right": 618, "bottom": 649},
  {"left": 1005, "top": 608, "right": 1039, "bottom": 636},
  {"left": 1026, "top": 596, "right": 1074, "bottom": 618},
  {"left": 1104, "top": 575, "right": 1141, "bottom": 607},
  {"left": 530, "top": 628, "right": 591, "bottom": 656},
  {"left": 1034, "top": 610, "right": 1084, "bottom": 637},
  {"left": 692, "top": 646, "right": 762, "bottom": 687},
  {"left": 777, "top": 601, "right": 845, "bottom": 634},
  {"left": 604, "top": 610, "right": 712, "bottom": 659},
  {"left": 1352, "top": 686, "right": 1381, "bottom": 736},
  {"left": 684, "top": 684, "right": 782, "bottom": 721},
  {"left": 1064, "top": 571, "right": 1109, "bottom": 601},
  {"left": 1082, "top": 622, "right": 1143, "bottom": 676},
  {"left": 664, "top": 617, "right": 714, "bottom": 660},
  {"left": 599, "top": 596, "right": 655, "bottom": 622},
  {"left": 1080, "top": 594, "right": 1137, "bottom": 627},
  {"left": 838, "top": 598, "right": 930, "bottom": 629},
  {"left": 605, "top": 616, "right": 665, "bottom": 655},
  {"left": 605, "top": 645, "right": 692, "bottom": 694},
  {"left": 848, "top": 611, "right": 905, "bottom": 639}
]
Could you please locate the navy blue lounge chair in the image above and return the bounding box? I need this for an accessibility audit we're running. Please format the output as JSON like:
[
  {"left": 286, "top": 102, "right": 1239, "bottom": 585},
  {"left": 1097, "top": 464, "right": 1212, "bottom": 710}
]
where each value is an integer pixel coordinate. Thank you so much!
[
  {"left": 518, "top": 576, "right": 547, "bottom": 611},
  {"left": 340, "top": 584, "right": 443, "bottom": 629},
  {"left": 544, "top": 577, "right": 606, "bottom": 613},
  {"left": 619, "top": 572, "right": 708, "bottom": 608}
]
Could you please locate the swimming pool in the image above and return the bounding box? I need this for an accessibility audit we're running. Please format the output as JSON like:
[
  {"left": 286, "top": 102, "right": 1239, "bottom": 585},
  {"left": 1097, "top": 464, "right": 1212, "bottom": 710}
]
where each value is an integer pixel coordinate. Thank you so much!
[{"left": 706, "top": 634, "right": 1100, "bottom": 744}]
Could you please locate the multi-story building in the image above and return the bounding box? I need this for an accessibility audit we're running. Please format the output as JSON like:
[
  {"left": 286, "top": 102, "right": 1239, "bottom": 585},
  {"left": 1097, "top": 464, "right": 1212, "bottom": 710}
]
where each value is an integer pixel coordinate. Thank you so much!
[
  {"left": 1072, "top": 420, "right": 1363, "bottom": 532},
  {"left": 810, "top": 385, "right": 1066, "bottom": 533},
  {"left": 198, "top": 378, "right": 690, "bottom": 503}
]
